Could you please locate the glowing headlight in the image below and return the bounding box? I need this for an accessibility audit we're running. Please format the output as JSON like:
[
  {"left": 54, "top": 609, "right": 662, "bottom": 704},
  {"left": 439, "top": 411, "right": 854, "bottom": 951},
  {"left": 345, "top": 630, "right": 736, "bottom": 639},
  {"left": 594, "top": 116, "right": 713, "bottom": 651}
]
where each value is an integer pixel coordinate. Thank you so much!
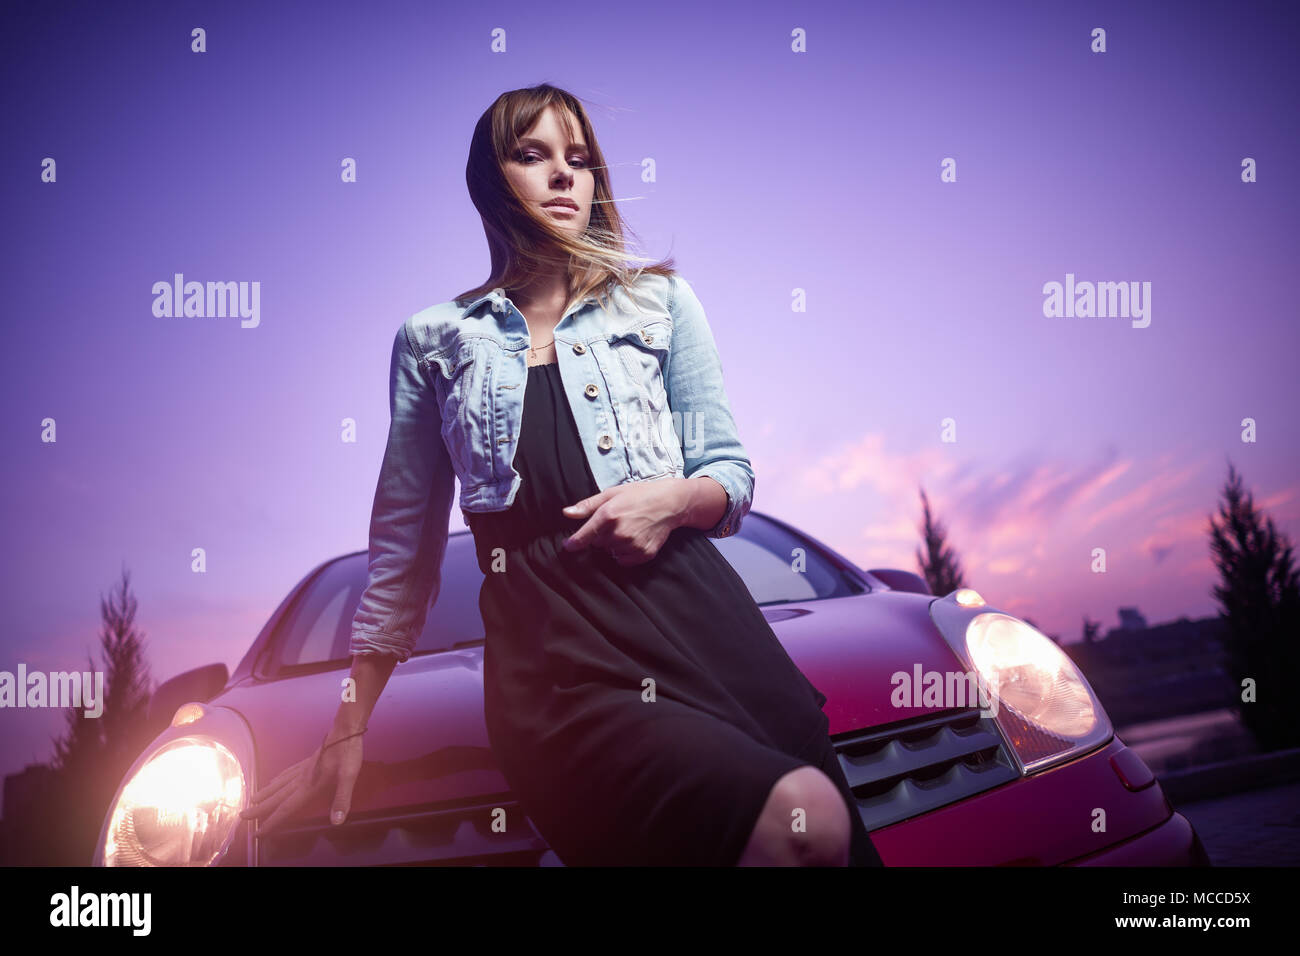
[
  {"left": 103, "top": 737, "right": 245, "bottom": 866},
  {"left": 964, "top": 612, "right": 1112, "bottom": 771}
]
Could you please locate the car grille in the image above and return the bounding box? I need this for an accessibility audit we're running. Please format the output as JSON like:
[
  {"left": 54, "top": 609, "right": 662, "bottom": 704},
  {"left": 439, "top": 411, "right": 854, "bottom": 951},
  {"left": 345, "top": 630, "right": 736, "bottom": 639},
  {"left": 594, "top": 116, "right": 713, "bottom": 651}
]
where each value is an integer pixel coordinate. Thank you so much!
[
  {"left": 252, "top": 797, "right": 560, "bottom": 866},
  {"left": 253, "top": 709, "right": 1017, "bottom": 865},
  {"left": 833, "top": 707, "right": 1019, "bottom": 831}
]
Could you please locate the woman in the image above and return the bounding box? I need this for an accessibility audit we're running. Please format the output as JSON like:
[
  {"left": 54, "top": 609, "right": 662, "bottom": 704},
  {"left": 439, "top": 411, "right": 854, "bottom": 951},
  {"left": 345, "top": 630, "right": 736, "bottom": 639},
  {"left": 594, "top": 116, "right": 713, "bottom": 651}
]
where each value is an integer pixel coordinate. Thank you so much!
[{"left": 242, "top": 84, "right": 883, "bottom": 867}]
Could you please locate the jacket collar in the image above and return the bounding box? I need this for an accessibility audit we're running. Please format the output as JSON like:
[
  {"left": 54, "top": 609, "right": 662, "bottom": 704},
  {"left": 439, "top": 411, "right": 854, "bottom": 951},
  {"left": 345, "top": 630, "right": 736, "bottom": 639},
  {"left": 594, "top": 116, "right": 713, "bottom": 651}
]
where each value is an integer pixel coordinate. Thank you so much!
[
  {"left": 458, "top": 281, "right": 612, "bottom": 319},
  {"left": 458, "top": 288, "right": 508, "bottom": 318}
]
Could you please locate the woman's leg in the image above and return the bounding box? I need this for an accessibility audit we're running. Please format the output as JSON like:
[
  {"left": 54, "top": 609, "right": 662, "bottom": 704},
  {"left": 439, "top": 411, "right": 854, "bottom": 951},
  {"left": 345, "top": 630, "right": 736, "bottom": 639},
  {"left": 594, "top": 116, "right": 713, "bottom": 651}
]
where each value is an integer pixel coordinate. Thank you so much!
[
  {"left": 804, "top": 729, "right": 885, "bottom": 867},
  {"left": 736, "top": 765, "right": 852, "bottom": 865}
]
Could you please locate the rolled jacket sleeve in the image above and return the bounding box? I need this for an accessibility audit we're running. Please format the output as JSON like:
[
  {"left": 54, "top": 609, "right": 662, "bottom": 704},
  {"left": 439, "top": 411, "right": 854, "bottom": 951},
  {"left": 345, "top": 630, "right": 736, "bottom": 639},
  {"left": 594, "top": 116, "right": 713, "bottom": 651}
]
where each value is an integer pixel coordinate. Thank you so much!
[
  {"left": 348, "top": 319, "right": 457, "bottom": 663},
  {"left": 665, "top": 275, "right": 755, "bottom": 539}
]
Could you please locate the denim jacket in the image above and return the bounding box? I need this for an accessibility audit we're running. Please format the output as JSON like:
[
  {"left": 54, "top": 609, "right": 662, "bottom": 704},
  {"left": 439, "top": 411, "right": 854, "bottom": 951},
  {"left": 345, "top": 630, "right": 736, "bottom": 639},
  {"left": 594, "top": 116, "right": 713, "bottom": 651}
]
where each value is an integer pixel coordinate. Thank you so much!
[{"left": 349, "top": 273, "right": 755, "bottom": 662}]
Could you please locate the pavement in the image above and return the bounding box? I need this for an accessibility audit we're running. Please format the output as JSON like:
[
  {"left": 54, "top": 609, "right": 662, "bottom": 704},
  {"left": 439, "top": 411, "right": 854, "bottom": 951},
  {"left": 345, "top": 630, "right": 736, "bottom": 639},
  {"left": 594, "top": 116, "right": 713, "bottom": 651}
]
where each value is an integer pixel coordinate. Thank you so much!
[
  {"left": 1117, "top": 708, "right": 1258, "bottom": 776},
  {"left": 1171, "top": 780, "right": 1300, "bottom": 866},
  {"left": 1114, "top": 710, "right": 1300, "bottom": 866}
]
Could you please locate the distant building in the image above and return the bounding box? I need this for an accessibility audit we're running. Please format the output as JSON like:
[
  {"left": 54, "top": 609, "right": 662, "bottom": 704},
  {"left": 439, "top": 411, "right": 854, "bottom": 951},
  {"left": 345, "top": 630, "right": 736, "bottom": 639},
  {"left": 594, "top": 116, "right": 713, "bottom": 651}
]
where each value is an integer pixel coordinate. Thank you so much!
[
  {"left": 2, "top": 762, "right": 54, "bottom": 825},
  {"left": 0, "top": 763, "right": 57, "bottom": 865},
  {"left": 1065, "top": 614, "right": 1234, "bottom": 727},
  {"left": 1117, "top": 607, "right": 1148, "bottom": 631}
]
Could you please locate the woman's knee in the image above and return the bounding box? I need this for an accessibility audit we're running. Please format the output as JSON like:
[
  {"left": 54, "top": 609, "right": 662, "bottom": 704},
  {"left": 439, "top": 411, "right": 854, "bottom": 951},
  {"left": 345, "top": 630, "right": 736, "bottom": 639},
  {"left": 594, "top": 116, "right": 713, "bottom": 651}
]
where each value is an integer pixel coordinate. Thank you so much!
[{"left": 744, "top": 766, "right": 851, "bottom": 866}]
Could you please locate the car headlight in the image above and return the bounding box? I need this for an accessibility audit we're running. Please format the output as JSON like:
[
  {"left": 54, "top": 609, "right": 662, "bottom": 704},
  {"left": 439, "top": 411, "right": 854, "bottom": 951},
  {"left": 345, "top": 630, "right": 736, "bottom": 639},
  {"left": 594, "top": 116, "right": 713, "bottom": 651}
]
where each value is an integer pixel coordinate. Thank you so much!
[
  {"left": 930, "top": 594, "right": 1113, "bottom": 773},
  {"left": 102, "top": 738, "right": 245, "bottom": 866},
  {"left": 96, "top": 704, "right": 253, "bottom": 866}
]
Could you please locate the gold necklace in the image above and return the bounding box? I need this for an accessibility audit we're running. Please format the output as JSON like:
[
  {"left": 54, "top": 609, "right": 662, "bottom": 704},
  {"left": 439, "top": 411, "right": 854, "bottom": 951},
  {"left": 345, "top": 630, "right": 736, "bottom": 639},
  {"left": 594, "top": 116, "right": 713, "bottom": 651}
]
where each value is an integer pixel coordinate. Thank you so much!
[{"left": 528, "top": 338, "right": 555, "bottom": 363}]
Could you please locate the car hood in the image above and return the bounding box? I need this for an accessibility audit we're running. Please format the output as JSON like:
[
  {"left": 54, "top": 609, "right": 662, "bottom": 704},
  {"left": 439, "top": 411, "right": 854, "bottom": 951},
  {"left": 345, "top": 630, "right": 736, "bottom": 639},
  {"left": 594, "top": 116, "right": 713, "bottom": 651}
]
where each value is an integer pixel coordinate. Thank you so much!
[
  {"left": 214, "top": 589, "right": 963, "bottom": 819},
  {"left": 761, "top": 590, "right": 966, "bottom": 732}
]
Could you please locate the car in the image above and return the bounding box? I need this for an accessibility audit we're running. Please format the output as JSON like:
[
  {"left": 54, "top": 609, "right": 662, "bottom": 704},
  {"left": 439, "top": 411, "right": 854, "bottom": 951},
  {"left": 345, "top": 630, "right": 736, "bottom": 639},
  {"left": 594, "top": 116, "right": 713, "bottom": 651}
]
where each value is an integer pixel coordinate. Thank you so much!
[{"left": 91, "top": 510, "right": 1211, "bottom": 867}]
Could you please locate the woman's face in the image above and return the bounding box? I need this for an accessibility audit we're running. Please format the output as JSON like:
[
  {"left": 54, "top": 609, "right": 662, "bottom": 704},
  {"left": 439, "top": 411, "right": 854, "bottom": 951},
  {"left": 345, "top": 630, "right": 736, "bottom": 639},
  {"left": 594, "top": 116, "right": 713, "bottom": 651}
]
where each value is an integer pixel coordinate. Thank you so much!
[{"left": 504, "top": 104, "right": 594, "bottom": 240}]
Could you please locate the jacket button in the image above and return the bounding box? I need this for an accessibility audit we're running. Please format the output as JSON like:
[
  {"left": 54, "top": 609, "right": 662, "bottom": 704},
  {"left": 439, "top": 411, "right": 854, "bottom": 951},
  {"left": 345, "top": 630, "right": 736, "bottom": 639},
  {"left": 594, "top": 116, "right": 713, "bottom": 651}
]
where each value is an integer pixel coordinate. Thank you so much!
[
  {"left": 573, "top": 342, "right": 586, "bottom": 355},
  {"left": 584, "top": 383, "right": 598, "bottom": 398},
  {"left": 641, "top": 330, "right": 653, "bottom": 344},
  {"left": 597, "top": 434, "right": 613, "bottom": 451}
]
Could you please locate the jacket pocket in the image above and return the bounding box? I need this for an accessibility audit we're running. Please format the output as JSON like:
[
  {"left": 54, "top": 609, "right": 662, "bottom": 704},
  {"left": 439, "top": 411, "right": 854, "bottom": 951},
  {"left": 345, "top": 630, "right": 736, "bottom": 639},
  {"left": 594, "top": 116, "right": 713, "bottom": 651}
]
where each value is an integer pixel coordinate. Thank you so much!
[
  {"left": 607, "top": 319, "right": 677, "bottom": 476},
  {"left": 610, "top": 320, "right": 672, "bottom": 409},
  {"left": 430, "top": 341, "right": 479, "bottom": 477}
]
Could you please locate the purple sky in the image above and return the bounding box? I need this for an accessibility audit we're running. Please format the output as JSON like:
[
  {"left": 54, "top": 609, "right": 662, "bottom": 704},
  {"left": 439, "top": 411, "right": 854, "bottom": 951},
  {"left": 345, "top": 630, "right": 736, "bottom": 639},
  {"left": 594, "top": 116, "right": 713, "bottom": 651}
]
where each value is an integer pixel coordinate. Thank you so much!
[{"left": 3, "top": 0, "right": 1298, "bottom": 792}]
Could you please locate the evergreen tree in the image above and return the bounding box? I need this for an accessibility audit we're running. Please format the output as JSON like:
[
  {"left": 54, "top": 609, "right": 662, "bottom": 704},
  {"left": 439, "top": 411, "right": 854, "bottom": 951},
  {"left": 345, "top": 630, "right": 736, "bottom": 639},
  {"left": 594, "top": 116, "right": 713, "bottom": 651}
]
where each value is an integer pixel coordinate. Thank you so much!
[
  {"left": 97, "top": 568, "right": 154, "bottom": 773},
  {"left": 917, "top": 486, "right": 967, "bottom": 597},
  {"left": 46, "top": 567, "right": 155, "bottom": 864},
  {"left": 1209, "top": 461, "right": 1300, "bottom": 751}
]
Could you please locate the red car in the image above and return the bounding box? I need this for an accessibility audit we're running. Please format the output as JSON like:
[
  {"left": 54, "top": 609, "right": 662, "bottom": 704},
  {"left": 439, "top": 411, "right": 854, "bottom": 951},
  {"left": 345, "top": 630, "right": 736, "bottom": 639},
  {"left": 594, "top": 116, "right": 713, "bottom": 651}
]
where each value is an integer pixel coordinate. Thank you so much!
[{"left": 92, "top": 511, "right": 1210, "bottom": 866}]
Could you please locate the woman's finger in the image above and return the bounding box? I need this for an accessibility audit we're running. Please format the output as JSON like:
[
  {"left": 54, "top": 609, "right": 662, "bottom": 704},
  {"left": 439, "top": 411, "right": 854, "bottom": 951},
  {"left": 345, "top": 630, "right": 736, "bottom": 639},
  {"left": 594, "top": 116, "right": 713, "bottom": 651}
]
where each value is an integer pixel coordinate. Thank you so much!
[
  {"left": 252, "top": 782, "right": 316, "bottom": 838},
  {"left": 242, "top": 760, "right": 309, "bottom": 817},
  {"left": 242, "top": 766, "right": 305, "bottom": 821},
  {"left": 246, "top": 755, "right": 310, "bottom": 805}
]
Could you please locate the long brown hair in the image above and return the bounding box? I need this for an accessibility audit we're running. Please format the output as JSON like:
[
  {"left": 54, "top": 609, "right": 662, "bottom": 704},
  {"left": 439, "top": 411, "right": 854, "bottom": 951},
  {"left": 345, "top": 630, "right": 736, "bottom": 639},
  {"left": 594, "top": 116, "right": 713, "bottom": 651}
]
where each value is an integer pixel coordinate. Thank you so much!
[{"left": 455, "top": 84, "right": 676, "bottom": 316}]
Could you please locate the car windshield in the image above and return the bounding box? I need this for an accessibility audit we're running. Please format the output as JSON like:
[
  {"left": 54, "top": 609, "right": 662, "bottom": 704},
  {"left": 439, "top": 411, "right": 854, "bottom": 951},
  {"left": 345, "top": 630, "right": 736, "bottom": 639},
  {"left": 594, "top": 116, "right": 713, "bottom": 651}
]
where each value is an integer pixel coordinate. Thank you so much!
[{"left": 271, "top": 513, "right": 866, "bottom": 670}]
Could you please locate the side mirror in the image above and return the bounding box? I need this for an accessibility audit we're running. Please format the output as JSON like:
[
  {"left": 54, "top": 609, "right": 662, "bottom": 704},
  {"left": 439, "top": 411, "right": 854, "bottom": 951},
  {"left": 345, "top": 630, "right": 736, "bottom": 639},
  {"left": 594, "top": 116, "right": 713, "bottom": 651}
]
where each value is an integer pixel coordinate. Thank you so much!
[
  {"left": 866, "top": 569, "right": 932, "bottom": 595},
  {"left": 147, "top": 662, "right": 230, "bottom": 731}
]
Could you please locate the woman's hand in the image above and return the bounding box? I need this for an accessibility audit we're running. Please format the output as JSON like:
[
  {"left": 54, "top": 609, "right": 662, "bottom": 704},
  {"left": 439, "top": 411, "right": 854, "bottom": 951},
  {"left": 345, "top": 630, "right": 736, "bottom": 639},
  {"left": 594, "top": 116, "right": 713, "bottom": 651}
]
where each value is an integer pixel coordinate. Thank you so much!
[
  {"left": 240, "top": 729, "right": 364, "bottom": 837},
  {"left": 561, "top": 479, "right": 688, "bottom": 566}
]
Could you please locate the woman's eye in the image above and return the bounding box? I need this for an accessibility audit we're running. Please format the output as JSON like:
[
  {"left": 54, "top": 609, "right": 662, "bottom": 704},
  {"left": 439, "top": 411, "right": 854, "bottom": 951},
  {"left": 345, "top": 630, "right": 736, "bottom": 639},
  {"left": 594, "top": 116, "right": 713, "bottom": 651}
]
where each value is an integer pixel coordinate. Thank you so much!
[{"left": 520, "top": 151, "right": 587, "bottom": 168}]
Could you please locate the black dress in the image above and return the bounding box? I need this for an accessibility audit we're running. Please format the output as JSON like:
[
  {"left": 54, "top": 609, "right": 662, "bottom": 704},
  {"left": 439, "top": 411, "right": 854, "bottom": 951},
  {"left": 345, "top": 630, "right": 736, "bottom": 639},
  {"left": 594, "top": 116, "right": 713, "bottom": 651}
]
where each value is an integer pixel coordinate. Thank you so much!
[{"left": 468, "top": 361, "right": 882, "bottom": 867}]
